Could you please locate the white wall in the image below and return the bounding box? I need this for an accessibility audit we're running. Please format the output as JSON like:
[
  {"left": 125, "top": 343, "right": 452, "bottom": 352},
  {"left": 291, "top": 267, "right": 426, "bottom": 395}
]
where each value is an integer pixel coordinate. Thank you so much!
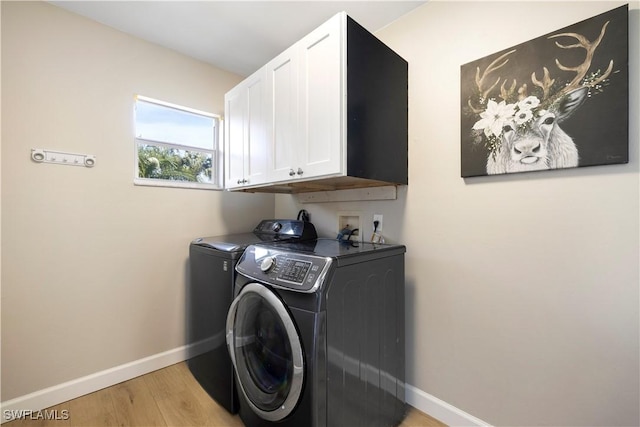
[
  {"left": 1, "top": 1, "right": 274, "bottom": 401},
  {"left": 277, "top": 1, "right": 640, "bottom": 425}
]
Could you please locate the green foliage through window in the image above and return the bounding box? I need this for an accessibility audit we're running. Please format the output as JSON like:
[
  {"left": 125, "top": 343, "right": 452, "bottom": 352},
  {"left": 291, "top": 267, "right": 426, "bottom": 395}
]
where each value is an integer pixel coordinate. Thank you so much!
[{"left": 137, "top": 145, "right": 212, "bottom": 183}]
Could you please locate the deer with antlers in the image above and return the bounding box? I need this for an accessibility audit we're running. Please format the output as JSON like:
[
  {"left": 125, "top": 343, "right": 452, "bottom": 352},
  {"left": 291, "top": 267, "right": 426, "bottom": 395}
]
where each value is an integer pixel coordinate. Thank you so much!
[{"left": 468, "top": 21, "right": 614, "bottom": 175}]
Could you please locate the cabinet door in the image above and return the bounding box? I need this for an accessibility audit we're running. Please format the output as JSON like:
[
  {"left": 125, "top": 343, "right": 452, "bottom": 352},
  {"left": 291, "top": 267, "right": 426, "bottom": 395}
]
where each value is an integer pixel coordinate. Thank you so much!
[
  {"left": 297, "top": 12, "right": 344, "bottom": 179},
  {"left": 244, "top": 69, "right": 269, "bottom": 187},
  {"left": 266, "top": 47, "right": 299, "bottom": 183},
  {"left": 224, "top": 85, "right": 246, "bottom": 189},
  {"left": 224, "top": 69, "right": 269, "bottom": 189}
]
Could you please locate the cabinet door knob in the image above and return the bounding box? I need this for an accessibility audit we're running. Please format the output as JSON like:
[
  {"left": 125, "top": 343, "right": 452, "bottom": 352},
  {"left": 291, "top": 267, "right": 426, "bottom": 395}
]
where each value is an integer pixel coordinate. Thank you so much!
[
  {"left": 244, "top": 179, "right": 249, "bottom": 184},
  {"left": 237, "top": 179, "right": 243, "bottom": 184},
  {"left": 289, "top": 169, "right": 296, "bottom": 176},
  {"left": 297, "top": 168, "right": 304, "bottom": 175}
]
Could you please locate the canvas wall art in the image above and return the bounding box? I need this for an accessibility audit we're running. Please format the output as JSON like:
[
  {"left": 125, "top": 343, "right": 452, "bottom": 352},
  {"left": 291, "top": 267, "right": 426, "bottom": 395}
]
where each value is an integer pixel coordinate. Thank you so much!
[{"left": 460, "top": 5, "right": 628, "bottom": 178}]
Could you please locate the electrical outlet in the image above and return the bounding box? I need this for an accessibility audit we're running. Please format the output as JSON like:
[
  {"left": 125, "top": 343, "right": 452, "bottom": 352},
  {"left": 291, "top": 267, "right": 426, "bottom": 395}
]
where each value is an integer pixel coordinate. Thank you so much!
[{"left": 373, "top": 214, "right": 383, "bottom": 233}]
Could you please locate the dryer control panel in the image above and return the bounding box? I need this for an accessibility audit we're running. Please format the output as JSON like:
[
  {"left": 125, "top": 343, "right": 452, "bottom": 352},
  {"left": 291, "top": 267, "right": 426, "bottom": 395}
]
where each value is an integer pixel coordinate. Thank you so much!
[{"left": 236, "top": 245, "right": 332, "bottom": 293}]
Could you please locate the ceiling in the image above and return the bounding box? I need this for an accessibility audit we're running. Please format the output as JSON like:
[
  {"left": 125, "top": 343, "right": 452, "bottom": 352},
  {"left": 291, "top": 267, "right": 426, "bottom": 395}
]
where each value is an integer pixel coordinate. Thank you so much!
[{"left": 49, "top": 1, "right": 425, "bottom": 77}]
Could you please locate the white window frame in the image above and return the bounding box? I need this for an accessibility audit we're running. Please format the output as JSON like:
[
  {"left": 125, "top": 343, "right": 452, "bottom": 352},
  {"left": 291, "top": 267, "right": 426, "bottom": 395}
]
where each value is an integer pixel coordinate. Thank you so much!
[{"left": 134, "top": 95, "right": 223, "bottom": 190}]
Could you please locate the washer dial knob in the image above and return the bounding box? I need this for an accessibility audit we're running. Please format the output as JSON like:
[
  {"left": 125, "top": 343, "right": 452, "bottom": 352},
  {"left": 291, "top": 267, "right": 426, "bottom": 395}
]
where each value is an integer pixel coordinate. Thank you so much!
[{"left": 260, "top": 256, "right": 276, "bottom": 272}]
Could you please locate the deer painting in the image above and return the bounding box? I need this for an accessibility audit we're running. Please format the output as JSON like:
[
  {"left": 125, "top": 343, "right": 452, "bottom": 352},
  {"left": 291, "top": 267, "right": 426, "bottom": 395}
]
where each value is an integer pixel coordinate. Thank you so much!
[{"left": 460, "top": 6, "right": 628, "bottom": 178}]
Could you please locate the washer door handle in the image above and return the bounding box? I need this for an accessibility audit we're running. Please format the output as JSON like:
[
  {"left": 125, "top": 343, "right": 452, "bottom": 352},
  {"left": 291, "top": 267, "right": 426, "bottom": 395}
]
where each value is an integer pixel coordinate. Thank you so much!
[{"left": 225, "top": 295, "right": 242, "bottom": 370}]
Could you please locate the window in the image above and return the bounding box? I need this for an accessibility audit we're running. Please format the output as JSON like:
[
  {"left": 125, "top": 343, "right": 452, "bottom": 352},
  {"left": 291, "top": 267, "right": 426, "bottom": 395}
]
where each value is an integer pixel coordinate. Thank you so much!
[{"left": 134, "top": 95, "right": 222, "bottom": 189}]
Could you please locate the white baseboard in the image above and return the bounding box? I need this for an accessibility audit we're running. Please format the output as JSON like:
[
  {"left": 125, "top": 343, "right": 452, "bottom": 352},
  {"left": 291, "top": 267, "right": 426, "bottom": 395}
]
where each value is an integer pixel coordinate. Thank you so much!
[
  {"left": 0, "top": 337, "right": 216, "bottom": 424},
  {"left": 405, "top": 383, "right": 492, "bottom": 427}
]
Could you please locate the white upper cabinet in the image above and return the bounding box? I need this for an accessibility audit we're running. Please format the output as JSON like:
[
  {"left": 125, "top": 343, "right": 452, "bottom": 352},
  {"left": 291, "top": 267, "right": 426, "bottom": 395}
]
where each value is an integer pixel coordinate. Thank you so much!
[
  {"left": 224, "top": 68, "right": 269, "bottom": 189},
  {"left": 296, "top": 12, "right": 343, "bottom": 180},
  {"left": 266, "top": 46, "right": 299, "bottom": 183},
  {"left": 265, "top": 13, "right": 343, "bottom": 184},
  {"left": 224, "top": 12, "right": 408, "bottom": 193},
  {"left": 224, "top": 83, "right": 245, "bottom": 189}
]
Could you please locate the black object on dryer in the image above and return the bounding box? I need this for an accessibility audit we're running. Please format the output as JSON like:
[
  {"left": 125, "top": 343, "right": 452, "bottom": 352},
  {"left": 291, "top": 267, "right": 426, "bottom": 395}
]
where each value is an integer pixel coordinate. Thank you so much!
[
  {"left": 187, "top": 219, "right": 316, "bottom": 414},
  {"left": 226, "top": 238, "right": 407, "bottom": 426}
]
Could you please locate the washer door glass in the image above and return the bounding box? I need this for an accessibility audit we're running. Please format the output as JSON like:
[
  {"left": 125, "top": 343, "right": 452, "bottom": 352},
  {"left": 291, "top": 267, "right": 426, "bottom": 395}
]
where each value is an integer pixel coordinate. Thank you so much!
[{"left": 227, "top": 283, "right": 304, "bottom": 421}]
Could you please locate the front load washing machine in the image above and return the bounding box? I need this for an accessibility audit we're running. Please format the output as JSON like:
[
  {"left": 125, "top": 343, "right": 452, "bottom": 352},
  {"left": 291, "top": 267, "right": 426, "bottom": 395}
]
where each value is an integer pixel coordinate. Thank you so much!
[
  {"left": 226, "top": 238, "right": 407, "bottom": 427},
  {"left": 187, "top": 219, "right": 316, "bottom": 414}
]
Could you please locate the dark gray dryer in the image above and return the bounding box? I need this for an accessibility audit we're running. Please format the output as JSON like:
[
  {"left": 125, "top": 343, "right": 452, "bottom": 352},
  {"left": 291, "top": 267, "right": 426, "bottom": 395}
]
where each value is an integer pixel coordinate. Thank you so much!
[
  {"left": 226, "top": 238, "right": 407, "bottom": 427},
  {"left": 187, "top": 219, "right": 316, "bottom": 414}
]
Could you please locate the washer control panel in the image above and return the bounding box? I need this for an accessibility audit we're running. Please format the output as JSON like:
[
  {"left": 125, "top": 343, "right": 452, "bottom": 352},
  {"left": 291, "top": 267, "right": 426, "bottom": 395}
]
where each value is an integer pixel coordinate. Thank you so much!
[{"left": 236, "top": 245, "right": 332, "bottom": 293}]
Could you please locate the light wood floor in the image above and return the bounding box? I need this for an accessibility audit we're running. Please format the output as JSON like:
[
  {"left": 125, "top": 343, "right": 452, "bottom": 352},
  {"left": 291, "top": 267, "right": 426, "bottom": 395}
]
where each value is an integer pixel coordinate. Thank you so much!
[{"left": 4, "top": 362, "right": 446, "bottom": 427}]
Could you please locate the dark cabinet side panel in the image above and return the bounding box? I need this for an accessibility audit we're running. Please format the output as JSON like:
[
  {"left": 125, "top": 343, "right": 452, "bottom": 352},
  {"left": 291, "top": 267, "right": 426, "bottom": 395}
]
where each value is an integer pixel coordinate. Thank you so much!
[{"left": 346, "top": 17, "right": 408, "bottom": 185}]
